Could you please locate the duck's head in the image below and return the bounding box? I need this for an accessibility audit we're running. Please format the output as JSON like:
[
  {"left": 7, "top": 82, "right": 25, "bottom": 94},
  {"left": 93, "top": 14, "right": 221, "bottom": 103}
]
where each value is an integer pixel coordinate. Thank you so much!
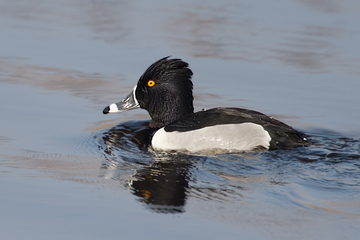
[{"left": 103, "top": 57, "right": 194, "bottom": 128}]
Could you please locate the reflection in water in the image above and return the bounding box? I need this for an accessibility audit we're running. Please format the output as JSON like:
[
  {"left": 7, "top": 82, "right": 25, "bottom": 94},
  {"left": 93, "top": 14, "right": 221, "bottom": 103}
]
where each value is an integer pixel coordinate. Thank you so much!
[
  {"left": 0, "top": 0, "right": 132, "bottom": 43},
  {"left": 96, "top": 120, "right": 360, "bottom": 216},
  {"left": 165, "top": 1, "right": 360, "bottom": 74},
  {"left": 0, "top": 59, "right": 126, "bottom": 105},
  {"left": 130, "top": 158, "right": 192, "bottom": 213},
  {"left": 165, "top": 3, "right": 252, "bottom": 60},
  {"left": 299, "top": 0, "right": 341, "bottom": 13},
  {"left": 1, "top": 0, "right": 359, "bottom": 75},
  {"left": 98, "top": 121, "right": 194, "bottom": 213},
  {"left": 84, "top": 0, "right": 132, "bottom": 43}
]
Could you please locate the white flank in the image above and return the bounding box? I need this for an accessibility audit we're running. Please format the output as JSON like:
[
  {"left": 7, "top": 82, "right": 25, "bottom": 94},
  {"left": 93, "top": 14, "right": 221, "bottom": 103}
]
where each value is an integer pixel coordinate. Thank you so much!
[{"left": 152, "top": 123, "right": 271, "bottom": 152}]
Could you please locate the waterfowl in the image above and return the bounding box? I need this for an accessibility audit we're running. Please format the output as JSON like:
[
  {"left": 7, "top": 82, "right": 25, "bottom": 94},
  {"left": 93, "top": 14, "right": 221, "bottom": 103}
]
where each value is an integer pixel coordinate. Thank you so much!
[{"left": 103, "top": 57, "right": 308, "bottom": 152}]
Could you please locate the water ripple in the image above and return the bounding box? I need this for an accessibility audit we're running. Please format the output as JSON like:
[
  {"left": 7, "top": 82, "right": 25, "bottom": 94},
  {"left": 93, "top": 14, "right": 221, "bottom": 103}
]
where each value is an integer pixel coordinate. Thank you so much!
[{"left": 93, "top": 120, "right": 360, "bottom": 215}]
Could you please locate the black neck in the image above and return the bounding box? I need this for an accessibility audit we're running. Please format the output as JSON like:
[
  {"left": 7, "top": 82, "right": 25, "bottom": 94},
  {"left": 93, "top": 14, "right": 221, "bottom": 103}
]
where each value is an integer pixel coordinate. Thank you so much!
[{"left": 149, "top": 96, "right": 193, "bottom": 128}]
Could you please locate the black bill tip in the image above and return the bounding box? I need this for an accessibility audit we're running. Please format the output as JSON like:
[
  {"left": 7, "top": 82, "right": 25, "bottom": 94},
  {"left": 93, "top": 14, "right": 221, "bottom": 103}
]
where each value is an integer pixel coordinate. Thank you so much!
[{"left": 103, "top": 106, "right": 110, "bottom": 114}]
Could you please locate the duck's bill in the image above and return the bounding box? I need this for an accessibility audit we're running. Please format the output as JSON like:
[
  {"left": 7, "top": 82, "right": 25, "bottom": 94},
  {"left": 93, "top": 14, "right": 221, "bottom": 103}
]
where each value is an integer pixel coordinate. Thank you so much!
[{"left": 103, "top": 86, "right": 140, "bottom": 114}]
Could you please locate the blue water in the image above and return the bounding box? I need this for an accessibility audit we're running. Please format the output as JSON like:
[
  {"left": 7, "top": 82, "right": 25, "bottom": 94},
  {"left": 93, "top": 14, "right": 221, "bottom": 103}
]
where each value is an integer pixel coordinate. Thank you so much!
[
  {"left": 95, "top": 120, "right": 360, "bottom": 214},
  {"left": 1, "top": 0, "right": 360, "bottom": 239}
]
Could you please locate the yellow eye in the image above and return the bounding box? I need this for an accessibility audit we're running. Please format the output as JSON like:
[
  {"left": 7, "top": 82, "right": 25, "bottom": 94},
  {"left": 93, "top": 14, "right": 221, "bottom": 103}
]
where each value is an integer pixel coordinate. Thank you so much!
[{"left": 147, "top": 80, "right": 155, "bottom": 87}]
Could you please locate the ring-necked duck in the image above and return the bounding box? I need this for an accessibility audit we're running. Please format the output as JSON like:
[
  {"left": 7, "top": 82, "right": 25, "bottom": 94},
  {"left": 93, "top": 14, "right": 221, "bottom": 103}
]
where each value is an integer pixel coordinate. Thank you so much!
[{"left": 103, "top": 57, "right": 308, "bottom": 152}]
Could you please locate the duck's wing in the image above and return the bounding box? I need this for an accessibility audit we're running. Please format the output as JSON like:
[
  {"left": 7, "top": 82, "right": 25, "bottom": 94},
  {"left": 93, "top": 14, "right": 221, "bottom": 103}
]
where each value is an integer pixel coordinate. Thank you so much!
[{"left": 164, "top": 107, "right": 308, "bottom": 149}]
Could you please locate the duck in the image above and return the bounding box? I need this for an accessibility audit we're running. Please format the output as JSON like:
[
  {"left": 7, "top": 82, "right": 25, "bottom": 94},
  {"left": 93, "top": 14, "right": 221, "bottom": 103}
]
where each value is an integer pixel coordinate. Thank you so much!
[{"left": 103, "top": 57, "right": 308, "bottom": 152}]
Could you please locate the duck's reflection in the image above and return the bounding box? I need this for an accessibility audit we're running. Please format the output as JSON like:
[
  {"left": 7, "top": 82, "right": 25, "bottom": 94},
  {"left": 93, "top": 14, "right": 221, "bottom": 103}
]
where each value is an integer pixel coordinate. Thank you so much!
[
  {"left": 99, "top": 120, "right": 194, "bottom": 213},
  {"left": 130, "top": 158, "right": 192, "bottom": 213}
]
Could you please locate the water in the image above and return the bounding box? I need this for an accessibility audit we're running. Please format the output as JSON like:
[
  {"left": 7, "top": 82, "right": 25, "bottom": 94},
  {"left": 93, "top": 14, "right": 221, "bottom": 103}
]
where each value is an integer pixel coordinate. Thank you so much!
[
  {"left": 1, "top": 0, "right": 360, "bottom": 239},
  {"left": 96, "top": 121, "right": 360, "bottom": 213}
]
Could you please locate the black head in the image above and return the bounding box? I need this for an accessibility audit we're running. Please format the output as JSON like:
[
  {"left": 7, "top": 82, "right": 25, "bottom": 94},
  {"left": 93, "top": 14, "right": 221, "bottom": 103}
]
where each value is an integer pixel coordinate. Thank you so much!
[
  {"left": 136, "top": 57, "right": 194, "bottom": 127},
  {"left": 103, "top": 57, "right": 194, "bottom": 128}
]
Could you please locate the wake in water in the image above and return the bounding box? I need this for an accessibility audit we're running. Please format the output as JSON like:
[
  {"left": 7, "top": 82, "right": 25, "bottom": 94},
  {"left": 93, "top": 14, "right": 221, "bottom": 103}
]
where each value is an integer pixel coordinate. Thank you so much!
[{"left": 94, "top": 121, "right": 360, "bottom": 214}]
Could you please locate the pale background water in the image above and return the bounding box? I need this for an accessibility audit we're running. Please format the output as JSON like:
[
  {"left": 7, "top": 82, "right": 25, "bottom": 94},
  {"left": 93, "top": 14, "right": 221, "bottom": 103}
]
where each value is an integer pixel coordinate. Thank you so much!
[{"left": 1, "top": 0, "right": 360, "bottom": 239}]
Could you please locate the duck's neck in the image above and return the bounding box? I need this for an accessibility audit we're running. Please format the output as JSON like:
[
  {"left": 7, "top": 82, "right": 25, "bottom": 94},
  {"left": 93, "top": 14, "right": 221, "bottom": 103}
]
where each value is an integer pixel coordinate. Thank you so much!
[{"left": 148, "top": 98, "right": 194, "bottom": 128}]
